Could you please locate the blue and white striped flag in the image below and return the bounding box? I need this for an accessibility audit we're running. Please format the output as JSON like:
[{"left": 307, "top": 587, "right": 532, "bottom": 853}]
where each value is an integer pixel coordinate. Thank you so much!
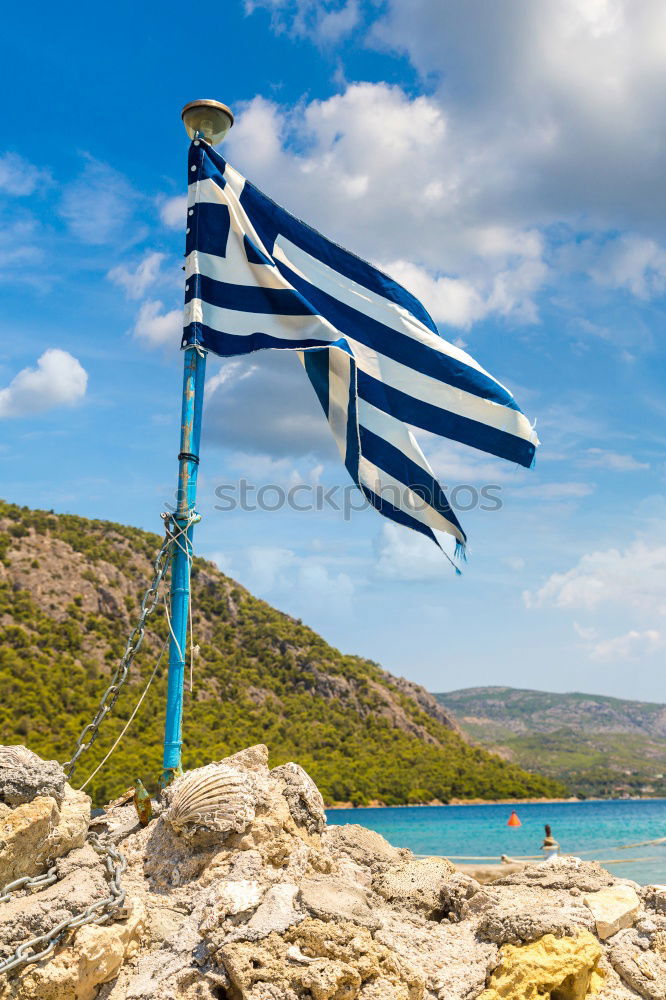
[{"left": 184, "top": 140, "right": 539, "bottom": 565}]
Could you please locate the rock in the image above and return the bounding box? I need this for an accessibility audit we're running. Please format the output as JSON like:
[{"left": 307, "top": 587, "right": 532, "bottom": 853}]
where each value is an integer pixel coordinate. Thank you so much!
[
  {"left": 439, "top": 872, "right": 482, "bottom": 918},
  {"left": 244, "top": 884, "right": 302, "bottom": 938},
  {"left": 219, "top": 744, "right": 270, "bottom": 773},
  {"left": 48, "top": 785, "right": 90, "bottom": 859},
  {"left": 0, "top": 784, "right": 90, "bottom": 887},
  {"left": 373, "top": 857, "right": 455, "bottom": 917},
  {"left": 199, "top": 879, "right": 265, "bottom": 925},
  {"left": 609, "top": 926, "right": 666, "bottom": 1000},
  {"left": 323, "top": 824, "right": 409, "bottom": 872},
  {"left": 0, "top": 844, "right": 109, "bottom": 960},
  {"left": 495, "top": 857, "right": 615, "bottom": 893},
  {"left": 0, "top": 746, "right": 66, "bottom": 807},
  {"left": 0, "top": 898, "right": 146, "bottom": 1000},
  {"left": 94, "top": 802, "right": 141, "bottom": 845},
  {"left": 219, "top": 918, "right": 425, "bottom": 1000},
  {"left": 0, "top": 795, "right": 59, "bottom": 885},
  {"left": 460, "top": 888, "right": 499, "bottom": 919},
  {"left": 584, "top": 884, "right": 641, "bottom": 940},
  {"left": 478, "top": 931, "right": 605, "bottom": 1000},
  {"left": 271, "top": 762, "right": 327, "bottom": 834},
  {"left": 3, "top": 744, "right": 662, "bottom": 1000},
  {"left": 453, "top": 861, "right": 530, "bottom": 885},
  {"left": 105, "top": 920, "right": 206, "bottom": 1000},
  {"left": 477, "top": 894, "right": 595, "bottom": 946},
  {"left": 645, "top": 885, "right": 666, "bottom": 916},
  {"left": 299, "top": 878, "right": 378, "bottom": 928}
]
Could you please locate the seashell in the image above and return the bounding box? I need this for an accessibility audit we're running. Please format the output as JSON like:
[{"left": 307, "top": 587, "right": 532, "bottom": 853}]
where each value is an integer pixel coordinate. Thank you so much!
[{"left": 165, "top": 763, "right": 258, "bottom": 838}]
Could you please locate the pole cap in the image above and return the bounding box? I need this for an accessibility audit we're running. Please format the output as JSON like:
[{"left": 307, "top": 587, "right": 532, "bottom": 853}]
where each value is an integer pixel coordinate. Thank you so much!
[{"left": 181, "top": 100, "right": 234, "bottom": 145}]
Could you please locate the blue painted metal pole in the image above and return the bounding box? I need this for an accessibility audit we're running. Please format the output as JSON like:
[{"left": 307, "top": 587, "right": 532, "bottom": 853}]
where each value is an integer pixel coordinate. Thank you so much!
[{"left": 161, "top": 344, "right": 207, "bottom": 785}]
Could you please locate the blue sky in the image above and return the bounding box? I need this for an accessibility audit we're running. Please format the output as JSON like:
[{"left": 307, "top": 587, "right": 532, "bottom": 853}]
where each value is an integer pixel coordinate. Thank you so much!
[{"left": 1, "top": 0, "right": 665, "bottom": 700}]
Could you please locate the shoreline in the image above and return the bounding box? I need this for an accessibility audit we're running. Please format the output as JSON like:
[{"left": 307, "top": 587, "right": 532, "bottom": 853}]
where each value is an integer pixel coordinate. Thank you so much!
[{"left": 326, "top": 795, "right": 666, "bottom": 810}]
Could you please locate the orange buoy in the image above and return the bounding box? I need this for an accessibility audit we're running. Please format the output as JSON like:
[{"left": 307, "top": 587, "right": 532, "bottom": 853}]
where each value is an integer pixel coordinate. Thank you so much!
[{"left": 507, "top": 810, "right": 522, "bottom": 827}]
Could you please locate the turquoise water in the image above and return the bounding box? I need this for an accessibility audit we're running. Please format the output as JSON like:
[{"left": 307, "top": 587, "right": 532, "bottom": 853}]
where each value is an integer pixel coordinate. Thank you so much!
[{"left": 327, "top": 799, "right": 666, "bottom": 886}]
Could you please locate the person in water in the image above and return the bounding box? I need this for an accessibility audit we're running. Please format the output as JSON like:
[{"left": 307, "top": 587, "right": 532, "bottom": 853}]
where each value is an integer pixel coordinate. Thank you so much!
[{"left": 541, "top": 824, "right": 560, "bottom": 860}]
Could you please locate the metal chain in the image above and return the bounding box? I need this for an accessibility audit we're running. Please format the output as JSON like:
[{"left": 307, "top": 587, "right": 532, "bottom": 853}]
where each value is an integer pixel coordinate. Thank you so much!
[
  {"left": 0, "top": 514, "right": 202, "bottom": 977},
  {"left": 0, "top": 833, "right": 126, "bottom": 976},
  {"left": 0, "top": 867, "right": 57, "bottom": 905},
  {"left": 63, "top": 521, "right": 175, "bottom": 779}
]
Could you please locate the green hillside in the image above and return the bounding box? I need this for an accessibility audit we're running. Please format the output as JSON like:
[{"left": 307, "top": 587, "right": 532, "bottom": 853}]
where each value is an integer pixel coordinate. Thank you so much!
[
  {"left": 436, "top": 686, "right": 666, "bottom": 798},
  {"left": 0, "top": 501, "right": 565, "bottom": 807}
]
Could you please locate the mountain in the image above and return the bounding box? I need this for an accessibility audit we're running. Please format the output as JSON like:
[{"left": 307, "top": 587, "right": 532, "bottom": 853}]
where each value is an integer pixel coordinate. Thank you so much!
[
  {"left": 0, "top": 501, "right": 565, "bottom": 807},
  {"left": 435, "top": 686, "right": 666, "bottom": 798}
]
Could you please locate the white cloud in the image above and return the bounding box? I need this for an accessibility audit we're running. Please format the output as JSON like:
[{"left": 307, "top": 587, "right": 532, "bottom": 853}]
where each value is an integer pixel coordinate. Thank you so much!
[
  {"left": 243, "top": 544, "right": 296, "bottom": 593},
  {"left": 370, "top": 1, "right": 666, "bottom": 231},
  {"left": 159, "top": 195, "right": 187, "bottom": 230},
  {"left": 0, "top": 349, "right": 88, "bottom": 418},
  {"left": 108, "top": 251, "right": 165, "bottom": 299},
  {"left": 241, "top": 1, "right": 666, "bottom": 323},
  {"left": 525, "top": 540, "right": 666, "bottom": 614},
  {"left": 317, "top": 0, "right": 359, "bottom": 42},
  {"left": 382, "top": 260, "right": 485, "bottom": 328},
  {"left": 0, "top": 219, "right": 43, "bottom": 278},
  {"left": 573, "top": 621, "right": 598, "bottom": 641},
  {"left": 246, "top": 0, "right": 359, "bottom": 43},
  {"left": 214, "top": 543, "right": 355, "bottom": 610},
  {"left": 374, "top": 522, "right": 454, "bottom": 581},
  {"left": 205, "top": 360, "right": 257, "bottom": 397},
  {"left": 588, "top": 234, "right": 666, "bottom": 299},
  {"left": 133, "top": 300, "right": 182, "bottom": 347},
  {"left": 222, "top": 449, "right": 325, "bottom": 490},
  {"left": 59, "top": 156, "right": 138, "bottom": 244},
  {"left": 423, "top": 436, "right": 523, "bottom": 485},
  {"left": 224, "top": 87, "right": 549, "bottom": 328},
  {"left": 384, "top": 256, "right": 547, "bottom": 329},
  {"left": 205, "top": 352, "right": 335, "bottom": 457},
  {"left": 589, "top": 628, "right": 663, "bottom": 662},
  {"left": 515, "top": 482, "right": 595, "bottom": 501},
  {"left": 581, "top": 448, "right": 649, "bottom": 472},
  {"left": 0, "top": 152, "right": 51, "bottom": 196}
]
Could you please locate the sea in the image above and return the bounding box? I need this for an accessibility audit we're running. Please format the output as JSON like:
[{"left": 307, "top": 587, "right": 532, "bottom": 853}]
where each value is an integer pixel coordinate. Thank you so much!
[{"left": 327, "top": 799, "right": 666, "bottom": 886}]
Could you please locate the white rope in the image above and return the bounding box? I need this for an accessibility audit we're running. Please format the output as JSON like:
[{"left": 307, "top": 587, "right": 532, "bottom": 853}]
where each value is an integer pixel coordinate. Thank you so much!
[
  {"left": 166, "top": 511, "right": 199, "bottom": 693},
  {"left": 163, "top": 594, "right": 184, "bottom": 662},
  {"left": 77, "top": 509, "right": 200, "bottom": 792},
  {"left": 78, "top": 640, "right": 167, "bottom": 792}
]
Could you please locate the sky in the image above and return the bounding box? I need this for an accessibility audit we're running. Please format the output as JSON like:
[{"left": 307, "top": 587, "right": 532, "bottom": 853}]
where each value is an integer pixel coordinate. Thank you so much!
[{"left": 1, "top": 0, "right": 665, "bottom": 701}]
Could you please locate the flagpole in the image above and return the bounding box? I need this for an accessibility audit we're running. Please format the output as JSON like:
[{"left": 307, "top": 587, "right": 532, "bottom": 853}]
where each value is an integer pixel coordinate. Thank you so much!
[
  {"left": 161, "top": 345, "right": 206, "bottom": 786},
  {"left": 161, "top": 100, "right": 234, "bottom": 788}
]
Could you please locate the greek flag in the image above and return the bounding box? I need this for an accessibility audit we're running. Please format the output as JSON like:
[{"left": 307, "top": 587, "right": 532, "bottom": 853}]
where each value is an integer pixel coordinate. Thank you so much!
[{"left": 184, "top": 140, "right": 538, "bottom": 564}]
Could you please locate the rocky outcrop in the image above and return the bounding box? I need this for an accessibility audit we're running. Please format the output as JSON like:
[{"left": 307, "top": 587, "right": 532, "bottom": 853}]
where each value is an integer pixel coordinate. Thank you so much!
[
  {"left": 584, "top": 885, "right": 641, "bottom": 941},
  {"left": 0, "top": 757, "right": 89, "bottom": 885},
  {"left": 608, "top": 919, "right": 666, "bottom": 1000},
  {"left": 1, "top": 744, "right": 664, "bottom": 1000},
  {"left": 373, "top": 857, "right": 455, "bottom": 917},
  {"left": 323, "top": 824, "right": 409, "bottom": 873},
  {"left": 0, "top": 746, "right": 67, "bottom": 806},
  {"left": 270, "top": 763, "right": 327, "bottom": 835},
  {"left": 1, "top": 898, "right": 145, "bottom": 1000},
  {"left": 380, "top": 672, "right": 461, "bottom": 735},
  {"left": 478, "top": 931, "right": 605, "bottom": 1000},
  {"left": 219, "top": 919, "right": 426, "bottom": 1000},
  {"left": 0, "top": 747, "right": 143, "bottom": 1000}
]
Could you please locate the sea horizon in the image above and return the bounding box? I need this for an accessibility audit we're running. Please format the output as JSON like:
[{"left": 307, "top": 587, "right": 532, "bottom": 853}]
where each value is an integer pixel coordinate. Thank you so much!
[
  {"left": 327, "top": 798, "right": 666, "bottom": 886},
  {"left": 327, "top": 796, "right": 666, "bottom": 809}
]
